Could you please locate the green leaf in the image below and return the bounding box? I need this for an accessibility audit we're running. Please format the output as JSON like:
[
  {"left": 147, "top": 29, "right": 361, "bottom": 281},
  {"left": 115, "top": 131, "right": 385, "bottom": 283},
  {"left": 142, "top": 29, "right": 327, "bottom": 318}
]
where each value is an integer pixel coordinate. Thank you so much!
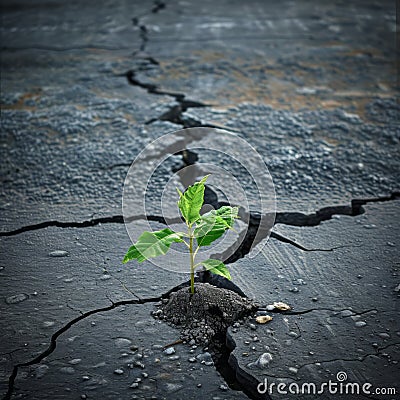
[
  {"left": 194, "top": 206, "right": 238, "bottom": 247},
  {"left": 199, "top": 259, "right": 231, "bottom": 280},
  {"left": 123, "top": 228, "right": 184, "bottom": 263},
  {"left": 177, "top": 175, "right": 209, "bottom": 225}
]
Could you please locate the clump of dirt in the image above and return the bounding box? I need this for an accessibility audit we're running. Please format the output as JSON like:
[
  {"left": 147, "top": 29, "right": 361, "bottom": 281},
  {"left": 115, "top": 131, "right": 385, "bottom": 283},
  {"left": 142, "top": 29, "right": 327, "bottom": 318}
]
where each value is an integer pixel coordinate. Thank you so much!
[{"left": 152, "top": 283, "right": 257, "bottom": 344}]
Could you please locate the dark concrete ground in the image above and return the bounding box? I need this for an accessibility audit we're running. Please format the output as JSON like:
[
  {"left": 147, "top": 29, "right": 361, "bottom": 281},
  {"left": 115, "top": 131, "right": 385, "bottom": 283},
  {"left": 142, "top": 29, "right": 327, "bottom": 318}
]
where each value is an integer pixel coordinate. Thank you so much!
[{"left": 1, "top": 1, "right": 399, "bottom": 399}]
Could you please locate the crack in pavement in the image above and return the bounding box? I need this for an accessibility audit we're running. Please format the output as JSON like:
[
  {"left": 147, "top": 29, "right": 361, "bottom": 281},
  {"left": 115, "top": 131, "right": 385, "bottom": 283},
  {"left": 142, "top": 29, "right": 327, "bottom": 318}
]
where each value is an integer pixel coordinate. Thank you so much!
[
  {"left": 2, "top": 194, "right": 399, "bottom": 262},
  {"left": 264, "top": 342, "right": 400, "bottom": 379},
  {"left": 270, "top": 231, "right": 359, "bottom": 252},
  {"left": 125, "top": 68, "right": 229, "bottom": 129},
  {"left": 127, "top": 1, "right": 237, "bottom": 130},
  {"left": 2, "top": 275, "right": 248, "bottom": 400},
  {"left": 124, "top": 66, "right": 242, "bottom": 131},
  {"left": 2, "top": 295, "right": 163, "bottom": 400},
  {"left": 66, "top": 302, "right": 84, "bottom": 316},
  {"left": 132, "top": 0, "right": 166, "bottom": 53},
  {"left": 275, "top": 192, "right": 400, "bottom": 227},
  {"left": 0, "top": 214, "right": 178, "bottom": 237},
  {"left": 219, "top": 193, "right": 400, "bottom": 264}
]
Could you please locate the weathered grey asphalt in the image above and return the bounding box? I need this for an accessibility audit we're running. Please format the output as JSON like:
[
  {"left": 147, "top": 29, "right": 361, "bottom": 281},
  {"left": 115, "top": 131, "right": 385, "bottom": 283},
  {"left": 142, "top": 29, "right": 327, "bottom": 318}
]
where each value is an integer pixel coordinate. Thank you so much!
[{"left": 1, "top": 1, "right": 399, "bottom": 399}]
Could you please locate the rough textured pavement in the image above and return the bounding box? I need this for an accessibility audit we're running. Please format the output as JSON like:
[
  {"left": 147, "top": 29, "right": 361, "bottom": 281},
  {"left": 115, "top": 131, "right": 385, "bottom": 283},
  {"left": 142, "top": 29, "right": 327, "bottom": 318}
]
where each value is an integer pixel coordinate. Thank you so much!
[{"left": 1, "top": 1, "right": 399, "bottom": 399}]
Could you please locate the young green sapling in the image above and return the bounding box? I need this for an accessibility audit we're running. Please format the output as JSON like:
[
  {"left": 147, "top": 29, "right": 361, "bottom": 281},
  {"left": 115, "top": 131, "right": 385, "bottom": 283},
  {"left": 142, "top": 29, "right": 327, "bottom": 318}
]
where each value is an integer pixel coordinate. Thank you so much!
[{"left": 123, "top": 175, "right": 239, "bottom": 294}]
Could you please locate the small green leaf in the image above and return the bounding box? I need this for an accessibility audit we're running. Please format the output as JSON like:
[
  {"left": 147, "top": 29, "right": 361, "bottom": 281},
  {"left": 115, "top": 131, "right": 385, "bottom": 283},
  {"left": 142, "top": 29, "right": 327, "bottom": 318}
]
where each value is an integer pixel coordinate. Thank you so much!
[
  {"left": 195, "top": 206, "right": 238, "bottom": 247},
  {"left": 123, "top": 228, "right": 183, "bottom": 263},
  {"left": 199, "top": 259, "right": 231, "bottom": 280},
  {"left": 177, "top": 175, "right": 209, "bottom": 225}
]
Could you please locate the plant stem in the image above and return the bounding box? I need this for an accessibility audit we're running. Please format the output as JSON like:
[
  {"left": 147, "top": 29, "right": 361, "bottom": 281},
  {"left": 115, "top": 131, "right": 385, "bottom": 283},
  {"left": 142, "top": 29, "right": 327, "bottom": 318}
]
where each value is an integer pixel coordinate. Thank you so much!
[{"left": 189, "top": 226, "right": 195, "bottom": 294}]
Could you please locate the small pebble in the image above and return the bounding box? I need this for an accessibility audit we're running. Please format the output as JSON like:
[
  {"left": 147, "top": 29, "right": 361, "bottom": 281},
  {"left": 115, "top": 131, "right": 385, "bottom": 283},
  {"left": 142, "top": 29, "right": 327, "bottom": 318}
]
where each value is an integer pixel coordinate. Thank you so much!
[
  {"left": 255, "top": 315, "right": 272, "bottom": 324},
  {"left": 363, "top": 224, "right": 376, "bottom": 229},
  {"left": 355, "top": 321, "right": 367, "bottom": 327},
  {"left": 378, "top": 333, "right": 390, "bottom": 339},
  {"left": 196, "top": 352, "right": 213, "bottom": 364},
  {"left": 49, "top": 250, "right": 69, "bottom": 257},
  {"left": 163, "top": 347, "right": 175, "bottom": 355},
  {"left": 5, "top": 293, "right": 29, "bottom": 304},
  {"left": 60, "top": 367, "right": 75, "bottom": 374},
  {"left": 130, "top": 382, "right": 139, "bottom": 389},
  {"left": 114, "top": 369, "right": 124, "bottom": 375},
  {"left": 219, "top": 384, "right": 228, "bottom": 391},
  {"left": 289, "top": 367, "right": 298, "bottom": 374},
  {"left": 188, "top": 357, "right": 197, "bottom": 363},
  {"left": 197, "top": 383, "right": 202, "bottom": 388},
  {"left": 251, "top": 352, "right": 273, "bottom": 369},
  {"left": 341, "top": 310, "right": 353, "bottom": 317}
]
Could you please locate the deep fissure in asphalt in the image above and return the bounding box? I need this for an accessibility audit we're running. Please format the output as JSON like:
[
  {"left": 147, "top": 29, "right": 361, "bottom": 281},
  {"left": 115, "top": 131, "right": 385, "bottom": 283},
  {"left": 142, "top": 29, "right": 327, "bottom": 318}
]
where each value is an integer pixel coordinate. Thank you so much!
[
  {"left": 3, "top": 296, "right": 161, "bottom": 400},
  {"left": 2, "top": 193, "right": 399, "bottom": 254},
  {"left": 125, "top": 68, "right": 228, "bottom": 128}
]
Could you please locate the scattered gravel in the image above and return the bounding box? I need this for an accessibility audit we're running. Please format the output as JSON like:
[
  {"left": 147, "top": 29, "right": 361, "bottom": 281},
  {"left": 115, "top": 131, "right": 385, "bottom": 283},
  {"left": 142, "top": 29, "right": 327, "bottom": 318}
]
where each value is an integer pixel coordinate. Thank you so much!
[{"left": 48, "top": 250, "right": 69, "bottom": 257}]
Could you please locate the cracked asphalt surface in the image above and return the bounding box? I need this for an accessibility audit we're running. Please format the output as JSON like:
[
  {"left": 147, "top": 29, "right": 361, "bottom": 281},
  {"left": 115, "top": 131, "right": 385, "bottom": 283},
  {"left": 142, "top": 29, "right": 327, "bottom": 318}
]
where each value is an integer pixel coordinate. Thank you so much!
[{"left": 1, "top": 1, "right": 399, "bottom": 399}]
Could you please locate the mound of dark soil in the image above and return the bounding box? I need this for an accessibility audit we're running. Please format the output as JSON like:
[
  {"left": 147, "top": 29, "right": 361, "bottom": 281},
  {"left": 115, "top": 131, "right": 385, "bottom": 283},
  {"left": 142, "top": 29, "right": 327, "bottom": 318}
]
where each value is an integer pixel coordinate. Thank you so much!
[{"left": 153, "top": 283, "right": 257, "bottom": 344}]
